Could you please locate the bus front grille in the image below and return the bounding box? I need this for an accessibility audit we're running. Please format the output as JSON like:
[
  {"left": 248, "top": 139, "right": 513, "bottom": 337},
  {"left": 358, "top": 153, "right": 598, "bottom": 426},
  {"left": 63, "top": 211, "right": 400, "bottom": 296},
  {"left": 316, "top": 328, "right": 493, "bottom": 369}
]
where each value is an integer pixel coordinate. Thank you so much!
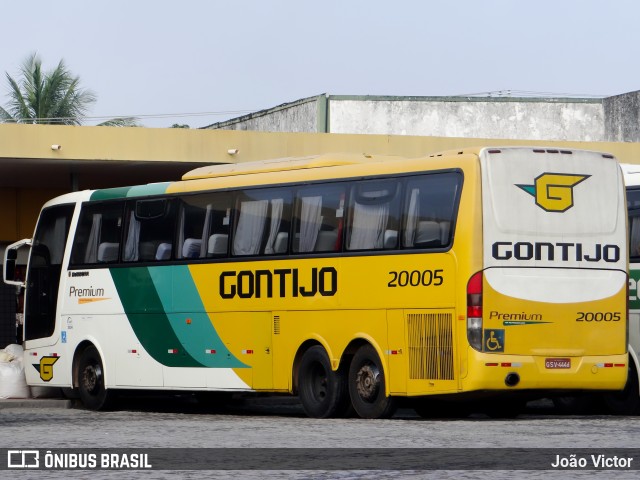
[{"left": 407, "top": 312, "right": 454, "bottom": 380}]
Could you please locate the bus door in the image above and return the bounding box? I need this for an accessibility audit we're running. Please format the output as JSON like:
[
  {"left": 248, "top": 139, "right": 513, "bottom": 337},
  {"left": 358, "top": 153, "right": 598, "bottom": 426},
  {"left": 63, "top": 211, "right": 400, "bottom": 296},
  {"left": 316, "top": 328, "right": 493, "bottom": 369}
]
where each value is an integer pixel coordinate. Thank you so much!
[{"left": 23, "top": 204, "right": 75, "bottom": 346}]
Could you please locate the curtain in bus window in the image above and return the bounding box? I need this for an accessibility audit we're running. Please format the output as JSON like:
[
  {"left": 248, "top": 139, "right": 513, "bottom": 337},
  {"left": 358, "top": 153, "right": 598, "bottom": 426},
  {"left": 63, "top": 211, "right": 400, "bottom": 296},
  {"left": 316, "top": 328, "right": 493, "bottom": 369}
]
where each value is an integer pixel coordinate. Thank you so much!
[
  {"left": 199, "top": 204, "right": 214, "bottom": 257},
  {"left": 176, "top": 207, "right": 186, "bottom": 259},
  {"left": 124, "top": 214, "right": 141, "bottom": 261},
  {"left": 264, "top": 198, "right": 284, "bottom": 254},
  {"left": 631, "top": 214, "right": 640, "bottom": 258},
  {"left": 404, "top": 188, "right": 420, "bottom": 247},
  {"left": 83, "top": 213, "right": 102, "bottom": 263},
  {"left": 233, "top": 200, "right": 268, "bottom": 255},
  {"left": 348, "top": 202, "right": 389, "bottom": 250},
  {"left": 299, "top": 196, "right": 322, "bottom": 252}
]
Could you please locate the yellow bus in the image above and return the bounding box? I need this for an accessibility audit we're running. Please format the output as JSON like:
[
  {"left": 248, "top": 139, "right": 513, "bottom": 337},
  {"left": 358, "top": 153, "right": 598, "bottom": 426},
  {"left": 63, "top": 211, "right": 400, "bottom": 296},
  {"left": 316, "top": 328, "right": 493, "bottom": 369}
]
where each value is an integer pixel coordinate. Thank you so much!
[{"left": 3, "top": 147, "right": 629, "bottom": 418}]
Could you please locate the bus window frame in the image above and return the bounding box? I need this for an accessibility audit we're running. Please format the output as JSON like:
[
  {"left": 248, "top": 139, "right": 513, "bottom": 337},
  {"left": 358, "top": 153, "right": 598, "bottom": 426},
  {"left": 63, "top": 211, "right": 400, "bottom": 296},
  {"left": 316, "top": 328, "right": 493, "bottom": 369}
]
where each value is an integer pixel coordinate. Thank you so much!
[{"left": 66, "top": 167, "right": 464, "bottom": 270}]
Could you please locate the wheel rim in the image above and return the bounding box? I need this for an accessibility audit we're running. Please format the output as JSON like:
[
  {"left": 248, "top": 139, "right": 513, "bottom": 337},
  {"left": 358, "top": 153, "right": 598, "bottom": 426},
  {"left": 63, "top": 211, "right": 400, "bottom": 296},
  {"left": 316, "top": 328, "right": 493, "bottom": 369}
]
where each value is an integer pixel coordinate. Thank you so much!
[
  {"left": 355, "top": 361, "right": 381, "bottom": 402},
  {"left": 82, "top": 364, "right": 102, "bottom": 395}
]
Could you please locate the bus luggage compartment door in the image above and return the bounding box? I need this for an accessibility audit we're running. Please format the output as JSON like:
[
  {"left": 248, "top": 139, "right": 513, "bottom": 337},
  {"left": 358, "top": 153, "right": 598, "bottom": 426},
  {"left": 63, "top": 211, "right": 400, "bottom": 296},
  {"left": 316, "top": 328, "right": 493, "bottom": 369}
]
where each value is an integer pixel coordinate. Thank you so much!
[{"left": 388, "top": 308, "right": 458, "bottom": 395}]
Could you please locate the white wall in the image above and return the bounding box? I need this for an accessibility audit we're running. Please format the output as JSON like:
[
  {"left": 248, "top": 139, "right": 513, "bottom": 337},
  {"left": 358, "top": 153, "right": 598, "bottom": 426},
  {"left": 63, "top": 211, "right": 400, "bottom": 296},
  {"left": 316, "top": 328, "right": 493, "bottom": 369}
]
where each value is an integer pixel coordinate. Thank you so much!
[{"left": 329, "top": 98, "right": 604, "bottom": 141}]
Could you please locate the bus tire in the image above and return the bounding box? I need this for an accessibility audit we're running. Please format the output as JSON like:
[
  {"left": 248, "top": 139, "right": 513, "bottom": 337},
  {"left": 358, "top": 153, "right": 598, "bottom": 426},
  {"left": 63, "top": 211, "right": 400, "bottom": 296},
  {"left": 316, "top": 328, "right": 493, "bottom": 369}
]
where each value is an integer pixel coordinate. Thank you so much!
[
  {"left": 603, "top": 361, "right": 640, "bottom": 415},
  {"left": 298, "top": 345, "right": 350, "bottom": 418},
  {"left": 348, "top": 344, "right": 397, "bottom": 419},
  {"left": 77, "top": 346, "right": 114, "bottom": 410}
]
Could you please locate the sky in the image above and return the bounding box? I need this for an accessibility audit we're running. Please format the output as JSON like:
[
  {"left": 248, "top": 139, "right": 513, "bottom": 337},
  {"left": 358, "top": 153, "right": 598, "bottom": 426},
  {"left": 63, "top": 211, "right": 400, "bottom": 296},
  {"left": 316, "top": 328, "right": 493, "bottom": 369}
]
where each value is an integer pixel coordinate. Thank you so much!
[{"left": 1, "top": 0, "right": 640, "bottom": 129}]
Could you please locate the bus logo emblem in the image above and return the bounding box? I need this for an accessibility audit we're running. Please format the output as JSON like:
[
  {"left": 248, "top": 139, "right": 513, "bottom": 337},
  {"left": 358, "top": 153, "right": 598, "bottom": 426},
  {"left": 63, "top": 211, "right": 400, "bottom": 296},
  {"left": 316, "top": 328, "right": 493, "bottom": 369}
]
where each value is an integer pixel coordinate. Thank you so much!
[
  {"left": 516, "top": 173, "right": 590, "bottom": 212},
  {"left": 32, "top": 356, "right": 59, "bottom": 382}
]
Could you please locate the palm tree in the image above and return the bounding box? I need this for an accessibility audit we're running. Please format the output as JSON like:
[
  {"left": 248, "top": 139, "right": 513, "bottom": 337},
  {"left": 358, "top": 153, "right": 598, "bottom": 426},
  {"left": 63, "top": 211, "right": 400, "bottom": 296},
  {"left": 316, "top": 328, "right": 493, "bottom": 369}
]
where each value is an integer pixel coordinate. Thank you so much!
[{"left": 0, "top": 53, "right": 138, "bottom": 126}]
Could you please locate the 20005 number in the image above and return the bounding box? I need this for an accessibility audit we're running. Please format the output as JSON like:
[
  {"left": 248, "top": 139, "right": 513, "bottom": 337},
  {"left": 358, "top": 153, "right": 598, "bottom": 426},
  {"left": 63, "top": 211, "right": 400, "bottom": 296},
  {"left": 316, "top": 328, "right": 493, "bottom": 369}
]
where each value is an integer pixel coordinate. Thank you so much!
[
  {"left": 576, "top": 312, "right": 621, "bottom": 322},
  {"left": 388, "top": 269, "right": 444, "bottom": 287}
]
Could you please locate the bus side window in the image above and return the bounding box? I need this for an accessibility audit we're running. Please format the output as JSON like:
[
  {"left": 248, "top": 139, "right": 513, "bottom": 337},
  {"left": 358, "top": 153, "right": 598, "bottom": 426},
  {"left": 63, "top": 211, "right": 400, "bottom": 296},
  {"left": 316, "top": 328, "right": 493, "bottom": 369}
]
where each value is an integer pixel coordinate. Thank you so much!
[
  {"left": 293, "top": 184, "right": 346, "bottom": 253},
  {"left": 346, "top": 180, "right": 401, "bottom": 251},
  {"left": 263, "top": 197, "right": 292, "bottom": 255},
  {"left": 232, "top": 188, "right": 292, "bottom": 256},
  {"left": 70, "top": 201, "right": 124, "bottom": 265},
  {"left": 178, "top": 198, "right": 204, "bottom": 259},
  {"left": 402, "top": 172, "right": 462, "bottom": 249},
  {"left": 123, "top": 199, "right": 176, "bottom": 262},
  {"left": 233, "top": 199, "right": 268, "bottom": 256},
  {"left": 205, "top": 196, "right": 233, "bottom": 258},
  {"left": 177, "top": 192, "right": 233, "bottom": 259}
]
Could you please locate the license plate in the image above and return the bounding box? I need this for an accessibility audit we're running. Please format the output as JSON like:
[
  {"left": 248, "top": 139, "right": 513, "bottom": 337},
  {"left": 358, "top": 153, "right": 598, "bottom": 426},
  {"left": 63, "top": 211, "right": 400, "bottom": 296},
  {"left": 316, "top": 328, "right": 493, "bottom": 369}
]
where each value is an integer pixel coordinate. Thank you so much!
[{"left": 545, "top": 358, "right": 571, "bottom": 369}]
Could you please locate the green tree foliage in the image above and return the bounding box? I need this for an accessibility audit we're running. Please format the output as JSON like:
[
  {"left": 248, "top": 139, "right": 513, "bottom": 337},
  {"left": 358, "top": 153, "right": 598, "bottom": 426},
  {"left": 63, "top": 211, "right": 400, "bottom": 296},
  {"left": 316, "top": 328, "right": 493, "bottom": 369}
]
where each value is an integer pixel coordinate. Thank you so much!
[
  {"left": 97, "top": 117, "right": 140, "bottom": 127},
  {"left": 0, "top": 53, "right": 138, "bottom": 126}
]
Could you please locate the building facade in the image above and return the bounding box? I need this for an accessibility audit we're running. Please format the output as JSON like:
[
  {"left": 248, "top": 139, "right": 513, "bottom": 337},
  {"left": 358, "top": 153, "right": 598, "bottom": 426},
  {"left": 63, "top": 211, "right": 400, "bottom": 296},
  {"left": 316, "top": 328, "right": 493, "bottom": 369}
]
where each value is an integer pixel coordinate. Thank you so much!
[{"left": 204, "top": 91, "right": 640, "bottom": 143}]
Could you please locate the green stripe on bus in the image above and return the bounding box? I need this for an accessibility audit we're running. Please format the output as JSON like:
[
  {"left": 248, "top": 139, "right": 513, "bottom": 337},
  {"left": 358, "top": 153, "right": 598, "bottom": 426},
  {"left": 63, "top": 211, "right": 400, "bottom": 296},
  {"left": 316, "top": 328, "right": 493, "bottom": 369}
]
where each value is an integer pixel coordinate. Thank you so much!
[
  {"left": 90, "top": 187, "right": 132, "bottom": 201},
  {"left": 126, "top": 183, "right": 171, "bottom": 197},
  {"left": 90, "top": 183, "right": 171, "bottom": 201},
  {"left": 148, "top": 265, "right": 247, "bottom": 368},
  {"left": 110, "top": 267, "right": 204, "bottom": 367}
]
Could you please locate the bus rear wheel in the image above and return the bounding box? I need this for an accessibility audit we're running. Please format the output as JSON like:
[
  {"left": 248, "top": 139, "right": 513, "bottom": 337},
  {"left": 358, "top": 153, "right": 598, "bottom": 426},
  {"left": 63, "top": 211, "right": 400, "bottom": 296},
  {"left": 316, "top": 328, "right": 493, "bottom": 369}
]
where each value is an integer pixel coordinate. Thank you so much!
[
  {"left": 604, "top": 361, "right": 640, "bottom": 415},
  {"left": 77, "top": 346, "right": 114, "bottom": 410},
  {"left": 298, "top": 346, "right": 350, "bottom": 418},
  {"left": 348, "top": 344, "right": 396, "bottom": 419}
]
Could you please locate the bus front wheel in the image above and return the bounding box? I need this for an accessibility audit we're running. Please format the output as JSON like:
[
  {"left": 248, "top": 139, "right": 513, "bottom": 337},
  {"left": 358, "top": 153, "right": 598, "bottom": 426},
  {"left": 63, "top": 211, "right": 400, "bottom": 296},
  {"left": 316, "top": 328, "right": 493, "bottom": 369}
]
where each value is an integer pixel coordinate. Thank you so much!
[
  {"left": 297, "top": 346, "right": 350, "bottom": 418},
  {"left": 348, "top": 344, "right": 396, "bottom": 419},
  {"left": 77, "top": 346, "right": 114, "bottom": 410}
]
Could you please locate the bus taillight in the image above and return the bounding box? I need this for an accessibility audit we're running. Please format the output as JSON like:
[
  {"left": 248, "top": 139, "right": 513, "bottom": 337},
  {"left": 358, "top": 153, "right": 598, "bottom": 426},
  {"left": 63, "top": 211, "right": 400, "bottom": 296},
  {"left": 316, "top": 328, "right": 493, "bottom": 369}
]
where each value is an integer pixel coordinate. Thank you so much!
[{"left": 467, "top": 271, "right": 483, "bottom": 351}]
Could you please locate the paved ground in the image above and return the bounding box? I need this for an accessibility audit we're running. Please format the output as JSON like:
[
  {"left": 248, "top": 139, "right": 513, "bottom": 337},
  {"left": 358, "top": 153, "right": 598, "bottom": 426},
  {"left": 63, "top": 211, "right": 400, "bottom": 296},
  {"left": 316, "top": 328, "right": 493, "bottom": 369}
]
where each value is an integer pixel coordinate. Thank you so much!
[{"left": 0, "top": 393, "right": 639, "bottom": 479}]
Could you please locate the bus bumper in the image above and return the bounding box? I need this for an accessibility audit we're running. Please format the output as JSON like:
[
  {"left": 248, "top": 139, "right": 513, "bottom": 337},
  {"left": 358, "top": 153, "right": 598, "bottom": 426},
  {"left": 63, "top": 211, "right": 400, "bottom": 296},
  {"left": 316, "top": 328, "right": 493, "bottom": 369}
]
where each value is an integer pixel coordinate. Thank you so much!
[{"left": 462, "top": 350, "right": 628, "bottom": 392}]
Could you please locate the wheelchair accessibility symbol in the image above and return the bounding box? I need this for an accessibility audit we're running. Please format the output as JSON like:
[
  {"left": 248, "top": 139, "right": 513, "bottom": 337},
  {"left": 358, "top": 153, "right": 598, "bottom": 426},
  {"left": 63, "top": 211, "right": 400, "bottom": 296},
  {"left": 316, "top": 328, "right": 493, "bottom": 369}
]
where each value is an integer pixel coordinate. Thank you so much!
[{"left": 483, "top": 329, "right": 505, "bottom": 352}]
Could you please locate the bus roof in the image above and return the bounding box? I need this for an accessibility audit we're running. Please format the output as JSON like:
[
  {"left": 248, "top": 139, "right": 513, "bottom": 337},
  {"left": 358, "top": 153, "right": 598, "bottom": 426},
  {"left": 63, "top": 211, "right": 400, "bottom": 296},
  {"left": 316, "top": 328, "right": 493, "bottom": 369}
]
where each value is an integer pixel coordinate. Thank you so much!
[
  {"left": 426, "top": 145, "right": 617, "bottom": 159},
  {"left": 182, "top": 153, "right": 404, "bottom": 180}
]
